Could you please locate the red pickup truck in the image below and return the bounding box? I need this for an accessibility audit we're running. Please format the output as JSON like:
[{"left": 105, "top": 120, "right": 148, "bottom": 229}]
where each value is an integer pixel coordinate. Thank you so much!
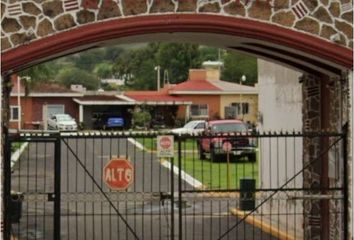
[{"left": 198, "top": 120, "right": 256, "bottom": 162}]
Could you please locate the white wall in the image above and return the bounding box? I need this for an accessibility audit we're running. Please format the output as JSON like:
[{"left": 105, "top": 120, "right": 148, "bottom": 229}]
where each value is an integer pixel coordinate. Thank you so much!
[
  {"left": 257, "top": 60, "right": 303, "bottom": 187},
  {"left": 257, "top": 60, "right": 304, "bottom": 238},
  {"left": 258, "top": 60, "right": 302, "bottom": 131}
]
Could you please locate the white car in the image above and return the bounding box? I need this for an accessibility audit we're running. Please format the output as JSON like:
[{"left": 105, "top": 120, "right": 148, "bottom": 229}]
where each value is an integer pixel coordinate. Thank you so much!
[
  {"left": 48, "top": 114, "right": 78, "bottom": 131},
  {"left": 171, "top": 120, "right": 206, "bottom": 135}
]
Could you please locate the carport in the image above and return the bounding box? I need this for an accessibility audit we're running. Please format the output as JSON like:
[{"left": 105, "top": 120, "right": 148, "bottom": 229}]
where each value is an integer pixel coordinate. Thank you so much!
[
  {"left": 73, "top": 95, "right": 136, "bottom": 129},
  {"left": 73, "top": 95, "right": 192, "bottom": 129},
  {"left": 124, "top": 91, "right": 193, "bottom": 127}
]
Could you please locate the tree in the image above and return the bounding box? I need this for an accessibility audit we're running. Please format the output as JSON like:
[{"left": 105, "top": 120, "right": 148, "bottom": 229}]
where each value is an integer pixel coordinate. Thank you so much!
[
  {"left": 199, "top": 46, "right": 219, "bottom": 61},
  {"left": 113, "top": 43, "right": 202, "bottom": 90},
  {"left": 18, "top": 62, "right": 57, "bottom": 95},
  {"left": 221, "top": 51, "right": 257, "bottom": 85},
  {"left": 66, "top": 48, "right": 106, "bottom": 71},
  {"left": 131, "top": 106, "right": 152, "bottom": 129},
  {"left": 104, "top": 46, "right": 124, "bottom": 62},
  {"left": 55, "top": 67, "right": 99, "bottom": 90},
  {"left": 156, "top": 43, "right": 201, "bottom": 84},
  {"left": 94, "top": 63, "right": 113, "bottom": 79},
  {"left": 113, "top": 43, "right": 159, "bottom": 90}
]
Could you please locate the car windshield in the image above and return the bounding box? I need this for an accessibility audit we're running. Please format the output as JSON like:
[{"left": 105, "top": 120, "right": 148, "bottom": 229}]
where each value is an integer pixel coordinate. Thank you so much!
[
  {"left": 183, "top": 121, "right": 199, "bottom": 129},
  {"left": 211, "top": 123, "right": 247, "bottom": 133},
  {"left": 56, "top": 115, "right": 72, "bottom": 121}
]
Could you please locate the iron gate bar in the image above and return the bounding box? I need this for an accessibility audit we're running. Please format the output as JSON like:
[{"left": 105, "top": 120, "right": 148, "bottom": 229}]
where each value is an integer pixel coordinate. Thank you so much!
[
  {"left": 177, "top": 137, "right": 182, "bottom": 240},
  {"left": 180, "top": 187, "right": 344, "bottom": 193},
  {"left": 54, "top": 137, "right": 61, "bottom": 240},
  {"left": 171, "top": 150, "right": 175, "bottom": 240},
  {"left": 61, "top": 138, "right": 140, "bottom": 240},
  {"left": 4, "top": 131, "right": 12, "bottom": 240},
  {"left": 343, "top": 124, "right": 348, "bottom": 240},
  {"left": 216, "top": 134, "right": 345, "bottom": 240},
  {"left": 12, "top": 130, "right": 345, "bottom": 139}
]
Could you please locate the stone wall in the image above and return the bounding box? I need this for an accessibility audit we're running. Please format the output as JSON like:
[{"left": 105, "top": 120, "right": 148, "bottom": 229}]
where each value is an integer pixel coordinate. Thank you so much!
[
  {"left": 302, "top": 73, "right": 350, "bottom": 239},
  {"left": 1, "top": 0, "right": 353, "bottom": 52}
]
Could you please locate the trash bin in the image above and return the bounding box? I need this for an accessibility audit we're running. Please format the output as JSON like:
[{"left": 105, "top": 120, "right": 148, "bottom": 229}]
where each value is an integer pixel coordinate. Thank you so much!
[
  {"left": 240, "top": 178, "right": 255, "bottom": 211},
  {"left": 10, "top": 191, "right": 23, "bottom": 223}
]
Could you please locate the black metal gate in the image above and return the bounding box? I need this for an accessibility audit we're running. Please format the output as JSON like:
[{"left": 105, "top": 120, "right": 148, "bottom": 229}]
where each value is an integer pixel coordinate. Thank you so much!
[{"left": 4, "top": 130, "right": 348, "bottom": 239}]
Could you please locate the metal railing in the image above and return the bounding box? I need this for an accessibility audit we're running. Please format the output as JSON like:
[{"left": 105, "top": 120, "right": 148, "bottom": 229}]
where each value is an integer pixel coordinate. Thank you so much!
[{"left": 4, "top": 130, "right": 347, "bottom": 240}]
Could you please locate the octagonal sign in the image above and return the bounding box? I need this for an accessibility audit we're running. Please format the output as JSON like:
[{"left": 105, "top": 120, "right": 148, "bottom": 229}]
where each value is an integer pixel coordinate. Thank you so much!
[{"left": 103, "top": 158, "right": 134, "bottom": 191}]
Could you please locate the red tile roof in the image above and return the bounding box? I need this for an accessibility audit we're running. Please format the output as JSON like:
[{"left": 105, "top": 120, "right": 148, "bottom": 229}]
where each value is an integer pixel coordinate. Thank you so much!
[
  {"left": 11, "top": 81, "right": 77, "bottom": 94},
  {"left": 171, "top": 80, "right": 221, "bottom": 91},
  {"left": 75, "top": 95, "right": 121, "bottom": 101},
  {"left": 125, "top": 91, "right": 188, "bottom": 102},
  {"left": 31, "top": 83, "right": 76, "bottom": 93}
]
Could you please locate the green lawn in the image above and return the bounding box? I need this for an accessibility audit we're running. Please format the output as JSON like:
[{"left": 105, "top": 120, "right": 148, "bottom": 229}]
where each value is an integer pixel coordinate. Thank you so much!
[
  {"left": 11, "top": 142, "right": 22, "bottom": 153},
  {"left": 136, "top": 137, "right": 259, "bottom": 189},
  {"left": 176, "top": 153, "right": 258, "bottom": 190}
]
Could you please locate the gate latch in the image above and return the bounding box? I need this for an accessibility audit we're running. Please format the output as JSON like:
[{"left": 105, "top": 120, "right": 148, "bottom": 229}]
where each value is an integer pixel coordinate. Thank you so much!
[
  {"left": 159, "top": 192, "right": 172, "bottom": 206},
  {"left": 48, "top": 193, "right": 55, "bottom": 202}
]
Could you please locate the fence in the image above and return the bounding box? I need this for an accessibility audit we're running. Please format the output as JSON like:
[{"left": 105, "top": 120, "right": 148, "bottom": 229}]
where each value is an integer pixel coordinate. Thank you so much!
[{"left": 4, "top": 130, "right": 347, "bottom": 239}]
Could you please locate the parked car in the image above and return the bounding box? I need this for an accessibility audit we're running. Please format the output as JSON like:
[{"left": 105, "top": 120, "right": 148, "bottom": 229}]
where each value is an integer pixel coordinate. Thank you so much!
[
  {"left": 198, "top": 120, "right": 256, "bottom": 162},
  {"left": 150, "top": 116, "right": 166, "bottom": 130},
  {"left": 171, "top": 120, "right": 206, "bottom": 135},
  {"left": 93, "top": 113, "right": 125, "bottom": 130},
  {"left": 106, "top": 116, "right": 124, "bottom": 129},
  {"left": 48, "top": 114, "right": 77, "bottom": 131}
]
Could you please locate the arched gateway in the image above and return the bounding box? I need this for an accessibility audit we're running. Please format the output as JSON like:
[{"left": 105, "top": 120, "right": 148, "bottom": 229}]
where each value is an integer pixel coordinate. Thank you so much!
[{"left": 1, "top": 1, "right": 353, "bottom": 240}]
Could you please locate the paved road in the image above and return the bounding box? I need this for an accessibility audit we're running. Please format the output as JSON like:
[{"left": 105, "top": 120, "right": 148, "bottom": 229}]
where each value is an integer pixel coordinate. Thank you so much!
[{"left": 10, "top": 137, "right": 277, "bottom": 240}]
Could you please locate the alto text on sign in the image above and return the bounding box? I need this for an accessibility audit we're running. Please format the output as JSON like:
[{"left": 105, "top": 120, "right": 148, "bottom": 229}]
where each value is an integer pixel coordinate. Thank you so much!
[{"left": 103, "top": 158, "right": 134, "bottom": 190}]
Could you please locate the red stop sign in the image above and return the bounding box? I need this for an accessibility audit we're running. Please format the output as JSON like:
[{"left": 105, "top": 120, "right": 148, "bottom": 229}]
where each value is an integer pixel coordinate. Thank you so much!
[
  {"left": 103, "top": 158, "right": 134, "bottom": 190},
  {"left": 222, "top": 141, "right": 233, "bottom": 152},
  {"left": 160, "top": 136, "right": 172, "bottom": 149}
]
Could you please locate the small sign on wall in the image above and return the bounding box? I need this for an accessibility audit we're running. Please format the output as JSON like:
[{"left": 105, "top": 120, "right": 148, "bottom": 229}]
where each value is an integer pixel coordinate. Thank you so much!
[{"left": 157, "top": 135, "right": 174, "bottom": 158}]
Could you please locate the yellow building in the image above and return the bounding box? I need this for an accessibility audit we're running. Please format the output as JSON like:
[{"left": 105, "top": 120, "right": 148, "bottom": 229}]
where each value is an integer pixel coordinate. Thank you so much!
[
  {"left": 202, "top": 61, "right": 258, "bottom": 124},
  {"left": 220, "top": 93, "right": 258, "bottom": 124},
  {"left": 163, "top": 62, "right": 259, "bottom": 124}
]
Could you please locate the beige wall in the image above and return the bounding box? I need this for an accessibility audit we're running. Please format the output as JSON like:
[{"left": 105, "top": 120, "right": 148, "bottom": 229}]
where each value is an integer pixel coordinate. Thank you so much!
[
  {"left": 220, "top": 94, "right": 258, "bottom": 124},
  {"left": 206, "top": 69, "right": 220, "bottom": 81}
]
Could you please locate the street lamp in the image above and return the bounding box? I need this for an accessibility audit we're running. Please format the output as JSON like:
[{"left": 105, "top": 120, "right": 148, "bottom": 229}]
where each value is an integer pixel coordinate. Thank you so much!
[
  {"left": 154, "top": 66, "right": 161, "bottom": 91},
  {"left": 240, "top": 75, "right": 246, "bottom": 120}
]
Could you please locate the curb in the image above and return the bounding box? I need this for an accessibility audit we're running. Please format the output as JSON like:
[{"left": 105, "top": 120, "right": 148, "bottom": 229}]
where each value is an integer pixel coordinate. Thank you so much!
[
  {"left": 230, "top": 208, "right": 296, "bottom": 240},
  {"left": 11, "top": 142, "right": 28, "bottom": 169}
]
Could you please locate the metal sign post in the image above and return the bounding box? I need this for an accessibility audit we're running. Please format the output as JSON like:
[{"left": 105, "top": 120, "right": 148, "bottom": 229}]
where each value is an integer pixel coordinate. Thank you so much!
[{"left": 223, "top": 141, "right": 232, "bottom": 189}]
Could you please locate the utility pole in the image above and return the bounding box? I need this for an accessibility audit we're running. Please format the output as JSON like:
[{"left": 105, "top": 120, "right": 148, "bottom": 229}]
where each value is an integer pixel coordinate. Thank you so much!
[
  {"left": 240, "top": 75, "right": 246, "bottom": 120},
  {"left": 155, "top": 65, "right": 161, "bottom": 91},
  {"left": 17, "top": 76, "right": 21, "bottom": 130},
  {"left": 163, "top": 69, "right": 169, "bottom": 87}
]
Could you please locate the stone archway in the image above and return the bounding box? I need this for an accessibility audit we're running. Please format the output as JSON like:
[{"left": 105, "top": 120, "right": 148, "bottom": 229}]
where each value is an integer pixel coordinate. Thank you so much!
[
  {"left": 1, "top": 1, "right": 353, "bottom": 239},
  {"left": 1, "top": 13, "right": 352, "bottom": 74}
]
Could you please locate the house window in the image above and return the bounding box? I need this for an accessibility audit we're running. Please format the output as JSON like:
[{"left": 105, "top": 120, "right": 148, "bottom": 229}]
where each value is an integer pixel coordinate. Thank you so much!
[
  {"left": 190, "top": 104, "right": 208, "bottom": 117},
  {"left": 231, "top": 102, "right": 249, "bottom": 115},
  {"left": 10, "top": 106, "right": 20, "bottom": 121}
]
